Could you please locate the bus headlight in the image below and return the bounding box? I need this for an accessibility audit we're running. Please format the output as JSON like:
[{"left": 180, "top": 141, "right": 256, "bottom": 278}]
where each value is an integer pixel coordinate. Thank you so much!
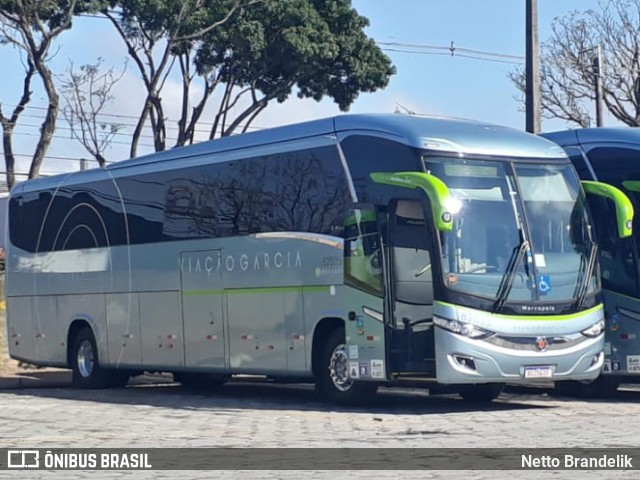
[
  {"left": 581, "top": 319, "right": 605, "bottom": 338},
  {"left": 433, "top": 316, "right": 494, "bottom": 340}
]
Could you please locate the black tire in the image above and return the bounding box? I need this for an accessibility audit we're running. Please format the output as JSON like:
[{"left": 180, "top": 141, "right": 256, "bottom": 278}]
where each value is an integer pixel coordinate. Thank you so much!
[
  {"left": 109, "top": 371, "right": 132, "bottom": 388},
  {"left": 70, "top": 326, "right": 114, "bottom": 389},
  {"left": 457, "top": 383, "right": 504, "bottom": 403},
  {"left": 315, "top": 329, "right": 378, "bottom": 404},
  {"left": 174, "top": 372, "right": 228, "bottom": 391},
  {"left": 555, "top": 375, "right": 621, "bottom": 398}
]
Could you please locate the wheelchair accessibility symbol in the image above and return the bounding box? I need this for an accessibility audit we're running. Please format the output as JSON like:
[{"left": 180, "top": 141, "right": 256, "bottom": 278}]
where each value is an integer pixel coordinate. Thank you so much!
[{"left": 538, "top": 275, "right": 551, "bottom": 295}]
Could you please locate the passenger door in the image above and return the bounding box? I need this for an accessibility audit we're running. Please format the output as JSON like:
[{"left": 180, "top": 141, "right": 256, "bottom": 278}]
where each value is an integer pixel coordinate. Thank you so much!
[{"left": 386, "top": 200, "right": 436, "bottom": 376}]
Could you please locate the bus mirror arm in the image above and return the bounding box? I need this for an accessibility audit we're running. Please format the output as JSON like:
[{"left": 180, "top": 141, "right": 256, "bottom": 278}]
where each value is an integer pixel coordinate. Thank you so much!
[
  {"left": 369, "top": 172, "right": 454, "bottom": 232},
  {"left": 581, "top": 180, "right": 634, "bottom": 238}
]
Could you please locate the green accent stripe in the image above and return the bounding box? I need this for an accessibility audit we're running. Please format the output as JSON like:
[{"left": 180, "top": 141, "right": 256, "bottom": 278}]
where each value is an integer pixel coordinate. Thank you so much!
[
  {"left": 434, "top": 301, "right": 602, "bottom": 321},
  {"left": 183, "top": 286, "right": 330, "bottom": 296}
]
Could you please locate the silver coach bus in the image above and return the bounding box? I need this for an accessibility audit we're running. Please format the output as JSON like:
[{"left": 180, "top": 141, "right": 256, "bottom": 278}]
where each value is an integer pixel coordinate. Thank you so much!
[{"left": 5, "top": 114, "right": 632, "bottom": 403}]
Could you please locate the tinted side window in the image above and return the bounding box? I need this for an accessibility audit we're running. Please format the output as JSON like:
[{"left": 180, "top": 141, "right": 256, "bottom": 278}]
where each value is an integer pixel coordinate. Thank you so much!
[
  {"left": 11, "top": 145, "right": 353, "bottom": 252},
  {"left": 586, "top": 146, "right": 640, "bottom": 183},
  {"left": 10, "top": 182, "right": 128, "bottom": 253},
  {"left": 341, "top": 135, "right": 422, "bottom": 205},
  {"left": 344, "top": 209, "right": 382, "bottom": 296},
  {"left": 118, "top": 174, "right": 168, "bottom": 244},
  {"left": 587, "top": 195, "right": 638, "bottom": 296},
  {"left": 266, "top": 146, "right": 351, "bottom": 235},
  {"left": 10, "top": 191, "right": 50, "bottom": 252},
  {"left": 162, "top": 145, "right": 351, "bottom": 238}
]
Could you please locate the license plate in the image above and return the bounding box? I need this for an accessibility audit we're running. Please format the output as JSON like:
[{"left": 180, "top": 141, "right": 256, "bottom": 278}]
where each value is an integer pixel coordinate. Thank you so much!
[{"left": 524, "top": 366, "right": 553, "bottom": 379}]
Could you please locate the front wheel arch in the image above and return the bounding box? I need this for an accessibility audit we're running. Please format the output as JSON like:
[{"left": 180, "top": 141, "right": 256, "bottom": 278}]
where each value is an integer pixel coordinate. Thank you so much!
[
  {"left": 314, "top": 326, "right": 378, "bottom": 404},
  {"left": 311, "top": 317, "right": 345, "bottom": 379}
]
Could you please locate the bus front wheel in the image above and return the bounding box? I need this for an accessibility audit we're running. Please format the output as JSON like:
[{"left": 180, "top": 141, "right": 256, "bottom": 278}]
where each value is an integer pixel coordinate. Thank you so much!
[
  {"left": 315, "top": 329, "right": 377, "bottom": 404},
  {"left": 71, "top": 326, "right": 120, "bottom": 389},
  {"left": 457, "top": 383, "right": 504, "bottom": 403}
]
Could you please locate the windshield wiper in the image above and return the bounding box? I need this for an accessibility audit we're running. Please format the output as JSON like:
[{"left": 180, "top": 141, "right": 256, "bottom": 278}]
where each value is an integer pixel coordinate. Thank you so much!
[
  {"left": 574, "top": 242, "right": 598, "bottom": 310},
  {"left": 492, "top": 238, "right": 530, "bottom": 313}
]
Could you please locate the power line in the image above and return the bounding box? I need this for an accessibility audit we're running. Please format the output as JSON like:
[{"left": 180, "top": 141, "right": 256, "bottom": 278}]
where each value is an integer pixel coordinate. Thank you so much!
[
  {"left": 377, "top": 41, "right": 525, "bottom": 61},
  {"left": 77, "top": 11, "right": 527, "bottom": 67},
  {"left": 0, "top": 151, "right": 114, "bottom": 164},
  {"left": 4, "top": 102, "right": 266, "bottom": 132},
  {"left": 6, "top": 129, "right": 158, "bottom": 149}
]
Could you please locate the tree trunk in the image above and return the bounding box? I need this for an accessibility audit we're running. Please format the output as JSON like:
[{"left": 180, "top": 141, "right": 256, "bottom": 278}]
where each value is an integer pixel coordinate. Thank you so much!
[{"left": 2, "top": 126, "right": 16, "bottom": 190}]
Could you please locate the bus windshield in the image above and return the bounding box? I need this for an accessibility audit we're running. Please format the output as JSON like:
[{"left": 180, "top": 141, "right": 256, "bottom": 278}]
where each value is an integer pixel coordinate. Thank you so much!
[{"left": 424, "top": 157, "right": 598, "bottom": 306}]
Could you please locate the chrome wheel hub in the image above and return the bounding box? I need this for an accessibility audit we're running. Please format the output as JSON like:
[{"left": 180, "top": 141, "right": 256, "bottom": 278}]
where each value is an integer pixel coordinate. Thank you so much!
[
  {"left": 329, "top": 343, "right": 353, "bottom": 392},
  {"left": 77, "top": 340, "right": 94, "bottom": 378}
]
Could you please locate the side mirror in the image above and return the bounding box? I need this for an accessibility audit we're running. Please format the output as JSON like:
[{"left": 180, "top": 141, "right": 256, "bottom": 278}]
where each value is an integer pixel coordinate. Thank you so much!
[
  {"left": 370, "top": 171, "right": 455, "bottom": 231},
  {"left": 582, "top": 180, "right": 633, "bottom": 238}
]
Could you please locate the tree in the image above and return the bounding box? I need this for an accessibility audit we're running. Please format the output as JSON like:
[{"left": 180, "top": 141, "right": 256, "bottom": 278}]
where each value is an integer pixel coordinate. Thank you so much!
[
  {"left": 195, "top": 0, "right": 396, "bottom": 139},
  {"left": 102, "top": 0, "right": 395, "bottom": 155},
  {"left": 0, "top": 0, "right": 96, "bottom": 189},
  {"left": 103, "top": 0, "right": 259, "bottom": 157},
  {"left": 60, "top": 58, "right": 127, "bottom": 167},
  {"left": 510, "top": 0, "right": 640, "bottom": 128}
]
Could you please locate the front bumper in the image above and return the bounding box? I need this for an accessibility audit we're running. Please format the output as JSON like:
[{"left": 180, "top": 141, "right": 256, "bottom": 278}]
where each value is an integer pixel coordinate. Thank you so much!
[{"left": 435, "top": 326, "right": 604, "bottom": 384}]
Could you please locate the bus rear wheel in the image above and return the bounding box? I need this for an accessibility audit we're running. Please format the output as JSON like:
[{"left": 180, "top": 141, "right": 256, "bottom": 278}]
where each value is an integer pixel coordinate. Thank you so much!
[
  {"left": 71, "top": 326, "right": 123, "bottom": 389},
  {"left": 457, "top": 383, "right": 504, "bottom": 403},
  {"left": 315, "top": 329, "right": 377, "bottom": 404}
]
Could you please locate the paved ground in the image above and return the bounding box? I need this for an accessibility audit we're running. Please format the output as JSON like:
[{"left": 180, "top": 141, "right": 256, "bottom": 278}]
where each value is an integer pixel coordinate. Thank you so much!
[
  {"left": 1, "top": 379, "right": 640, "bottom": 479},
  {"left": 3, "top": 304, "right": 640, "bottom": 479}
]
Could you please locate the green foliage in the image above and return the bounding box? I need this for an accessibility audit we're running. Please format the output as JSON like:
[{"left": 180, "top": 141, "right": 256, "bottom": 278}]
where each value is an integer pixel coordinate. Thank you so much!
[
  {"left": 196, "top": 0, "right": 395, "bottom": 110},
  {"left": 113, "top": 0, "right": 240, "bottom": 45},
  {"left": 0, "top": 1, "right": 107, "bottom": 29}
]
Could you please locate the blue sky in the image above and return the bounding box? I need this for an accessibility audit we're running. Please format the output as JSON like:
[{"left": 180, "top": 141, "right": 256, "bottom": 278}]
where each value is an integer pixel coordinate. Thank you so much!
[{"left": 0, "top": 0, "right": 606, "bottom": 176}]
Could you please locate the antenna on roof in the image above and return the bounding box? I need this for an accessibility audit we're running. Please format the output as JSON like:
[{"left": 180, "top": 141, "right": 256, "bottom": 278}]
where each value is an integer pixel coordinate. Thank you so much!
[{"left": 394, "top": 103, "right": 417, "bottom": 115}]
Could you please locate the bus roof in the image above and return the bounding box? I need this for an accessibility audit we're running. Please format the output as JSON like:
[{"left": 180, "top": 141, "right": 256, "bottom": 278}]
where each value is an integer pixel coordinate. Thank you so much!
[
  {"left": 19, "top": 114, "right": 567, "bottom": 194},
  {"left": 106, "top": 114, "right": 565, "bottom": 170},
  {"left": 543, "top": 127, "right": 640, "bottom": 147}
]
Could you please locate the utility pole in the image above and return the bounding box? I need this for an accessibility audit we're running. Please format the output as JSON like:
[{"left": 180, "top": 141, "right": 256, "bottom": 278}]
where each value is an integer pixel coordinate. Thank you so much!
[
  {"left": 525, "top": 0, "right": 541, "bottom": 133},
  {"left": 594, "top": 45, "right": 604, "bottom": 127},
  {"left": 580, "top": 45, "right": 605, "bottom": 127}
]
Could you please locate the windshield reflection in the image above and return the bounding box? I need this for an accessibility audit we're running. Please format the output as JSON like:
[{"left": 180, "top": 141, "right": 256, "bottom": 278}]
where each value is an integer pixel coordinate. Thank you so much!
[{"left": 424, "top": 157, "right": 597, "bottom": 305}]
